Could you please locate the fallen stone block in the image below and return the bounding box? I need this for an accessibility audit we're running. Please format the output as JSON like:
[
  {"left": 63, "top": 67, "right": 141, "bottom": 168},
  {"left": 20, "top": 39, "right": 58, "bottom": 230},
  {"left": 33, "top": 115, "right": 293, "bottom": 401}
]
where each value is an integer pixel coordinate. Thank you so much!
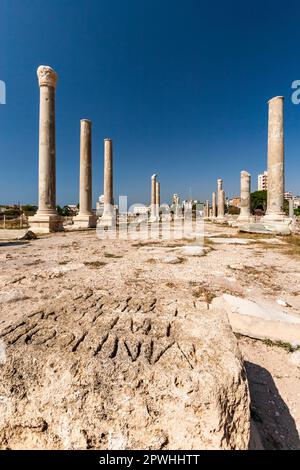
[{"left": 213, "top": 294, "right": 300, "bottom": 346}]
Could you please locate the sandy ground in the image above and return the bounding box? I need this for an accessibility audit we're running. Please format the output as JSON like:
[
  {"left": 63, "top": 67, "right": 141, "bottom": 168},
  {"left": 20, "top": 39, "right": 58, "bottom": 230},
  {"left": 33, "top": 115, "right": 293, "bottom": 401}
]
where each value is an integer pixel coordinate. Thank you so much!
[{"left": 0, "top": 221, "right": 299, "bottom": 449}]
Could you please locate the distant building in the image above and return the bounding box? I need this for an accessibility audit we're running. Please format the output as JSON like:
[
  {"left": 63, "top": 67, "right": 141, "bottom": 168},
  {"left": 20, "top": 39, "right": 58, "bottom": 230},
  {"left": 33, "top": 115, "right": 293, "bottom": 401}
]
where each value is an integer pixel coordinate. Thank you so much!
[
  {"left": 132, "top": 205, "right": 149, "bottom": 215},
  {"left": 229, "top": 197, "right": 241, "bottom": 208},
  {"left": 284, "top": 191, "right": 293, "bottom": 200},
  {"left": 258, "top": 171, "right": 268, "bottom": 191},
  {"left": 294, "top": 196, "right": 300, "bottom": 208}
]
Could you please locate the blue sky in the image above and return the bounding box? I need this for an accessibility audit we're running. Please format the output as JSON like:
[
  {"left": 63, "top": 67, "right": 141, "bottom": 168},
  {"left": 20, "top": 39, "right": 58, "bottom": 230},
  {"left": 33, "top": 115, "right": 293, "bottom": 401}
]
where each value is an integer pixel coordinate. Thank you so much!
[{"left": 0, "top": 0, "right": 300, "bottom": 207}]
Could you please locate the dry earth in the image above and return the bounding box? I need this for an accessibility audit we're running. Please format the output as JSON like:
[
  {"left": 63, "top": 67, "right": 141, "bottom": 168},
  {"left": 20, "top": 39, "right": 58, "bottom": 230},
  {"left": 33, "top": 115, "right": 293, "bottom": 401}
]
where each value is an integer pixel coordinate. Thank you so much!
[{"left": 0, "top": 222, "right": 299, "bottom": 449}]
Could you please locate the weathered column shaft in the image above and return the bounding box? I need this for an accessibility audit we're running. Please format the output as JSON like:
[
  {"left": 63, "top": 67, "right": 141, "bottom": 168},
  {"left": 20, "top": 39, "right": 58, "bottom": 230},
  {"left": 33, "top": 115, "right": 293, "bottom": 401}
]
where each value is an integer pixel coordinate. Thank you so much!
[
  {"left": 205, "top": 200, "right": 209, "bottom": 217},
  {"left": 37, "top": 66, "right": 57, "bottom": 215},
  {"left": 212, "top": 192, "right": 216, "bottom": 217},
  {"left": 79, "top": 120, "right": 93, "bottom": 215},
  {"left": 238, "top": 171, "right": 251, "bottom": 219},
  {"left": 156, "top": 181, "right": 160, "bottom": 217},
  {"left": 217, "top": 179, "right": 224, "bottom": 218},
  {"left": 218, "top": 190, "right": 225, "bottom": 218},
  {"left": 151, "top": 174, "right": 157, "bottom": 220},
  {"left": 265, "top": 96, "right": 285, "bottom": 218},
  {"left": 103, "top": 138, "right": 113, "bottom": 215}
]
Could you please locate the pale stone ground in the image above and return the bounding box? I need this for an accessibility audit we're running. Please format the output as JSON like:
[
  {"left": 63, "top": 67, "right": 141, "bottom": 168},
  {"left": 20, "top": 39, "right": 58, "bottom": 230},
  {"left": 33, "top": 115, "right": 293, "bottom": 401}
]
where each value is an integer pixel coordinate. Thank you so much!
[{"left": 0, "top": 221, "right": 299, "bottom": 449}]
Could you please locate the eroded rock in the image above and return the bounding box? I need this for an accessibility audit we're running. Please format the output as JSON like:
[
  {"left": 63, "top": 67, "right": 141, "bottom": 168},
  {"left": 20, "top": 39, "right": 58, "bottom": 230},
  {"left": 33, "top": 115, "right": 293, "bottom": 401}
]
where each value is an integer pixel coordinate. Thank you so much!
[{"left": 0, "top": 291, "right": 250, "bottom": 450}]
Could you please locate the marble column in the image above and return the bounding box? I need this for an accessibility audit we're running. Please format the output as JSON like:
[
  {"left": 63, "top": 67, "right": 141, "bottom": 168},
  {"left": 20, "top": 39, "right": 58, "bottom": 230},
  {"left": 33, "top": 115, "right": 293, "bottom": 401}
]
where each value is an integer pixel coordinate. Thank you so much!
[
  {"left": 100, "top": 138, "right": 114, "bottom": 226},
  {"left": 289, "top": 199, "right": 294, "bottom": 219},
  {"left": 73, "top": 120, "right": 97, "bottom": 228},
  {"left": 156, "top": 181, "right": 160, "bottom": 219},
  {"left": 237, "top": 171, "right": 251, "bottom": 222},
  {"left": 212, "top": 192, "right": 217, "bottom": 218},
  {"left": 217, "top": 179, "right": 225, "bottom": 219},
  {"left": 150, "top": 174, "right": 157, "bottom": 221},
  {"left": 29, "top": 65, "right": 63, "bottom": 233},
  {"left": 264, "top": 96, "right": 285, "bottom": 221},
  {"left": 205, "top": 200, "right": 209, "bottom": 218}
]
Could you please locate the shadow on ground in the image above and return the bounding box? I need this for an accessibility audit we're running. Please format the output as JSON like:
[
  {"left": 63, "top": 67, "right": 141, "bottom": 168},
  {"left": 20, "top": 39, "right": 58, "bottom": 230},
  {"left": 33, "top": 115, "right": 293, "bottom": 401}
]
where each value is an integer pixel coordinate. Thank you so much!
[
  {"left": 245, "top": 361, "right": 300, "bottom": 450},
  {"left": 0, "top": 241, "right": 29, "bottom": 247}
]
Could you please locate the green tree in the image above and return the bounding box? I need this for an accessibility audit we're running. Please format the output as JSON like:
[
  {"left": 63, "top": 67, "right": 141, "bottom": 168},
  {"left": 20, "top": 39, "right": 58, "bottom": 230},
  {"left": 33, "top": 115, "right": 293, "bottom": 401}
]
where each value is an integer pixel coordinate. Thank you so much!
[
  {"left": 294, "top": 207, "right": 300, "bottom": 217},
  {"left": 56, "top": 205, "right": 63, "bottom": 215},
  {"left": 251, "top": 190, "right": 267, "bottom": 213}
]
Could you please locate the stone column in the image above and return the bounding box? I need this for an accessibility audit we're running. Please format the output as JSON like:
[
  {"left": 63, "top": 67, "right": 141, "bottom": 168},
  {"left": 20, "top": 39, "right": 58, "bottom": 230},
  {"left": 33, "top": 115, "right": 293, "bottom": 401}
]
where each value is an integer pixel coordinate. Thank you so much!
[
  {"left": 212, "top": 192, "right": 217, "bottom": 218},
  {"left": 237, "top": 171, "right": 251, "bottom": 222},
  {"left": 289, "top": 199, "right": 294, "bottom": 219},
  {"left": 150, "top": 174, "right": 157, "bottom": 221},
  {"left": 205, "top": 200, "right": 209, "bottom": 218},
  {"left": 100, "top": 138, "right": 114, "bottom": 226},
  {"left": 29, "top": 65, "right": 63, "bottom": 233},
  {"left": 217, "top": 179, "right": 225, "bottom": 219},
  {"left": 73, "top": 120, "right": 97, "bottom": 228},
  {"left": 264, "top": 96, "right": 285, "bottom": 220},
  {"left": 156, "top": 181, "right": 160, "bottom": 219}
]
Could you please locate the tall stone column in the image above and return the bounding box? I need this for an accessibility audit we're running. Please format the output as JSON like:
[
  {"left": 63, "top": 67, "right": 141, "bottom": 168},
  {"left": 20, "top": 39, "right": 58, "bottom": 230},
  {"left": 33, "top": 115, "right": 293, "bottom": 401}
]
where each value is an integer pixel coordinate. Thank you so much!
[
  {"left": 264, "top": 96, "right": 285, "bottom": 221},
  {"left": 204, "top": 200, "right": 209, "bottom": 218},
  {"left": 237, "top": 171, "right": 251, "bottom": 222},
  {"left": 150, "top": 174, "right": 157, "bottom": 222},
  {"left": 289, "top": 198, "right": 294, "bottom": 219},
  {"left": 217, "top": 179, "right": 225, "bottom": 219},
  {"left": 212, "top": 192, "right": 217, "bottom": 218},
  {"left": 29, "top": 65, "right": 63, "bottom": 233},
  {"left": 100, "top": 138, "right": 114, "bottom": 226},
  {"left": 73, "top": 120, "right": 97, "bottom": 228},
  {"left": 156, "top": 181, "right": 160, "bottom": 219}
]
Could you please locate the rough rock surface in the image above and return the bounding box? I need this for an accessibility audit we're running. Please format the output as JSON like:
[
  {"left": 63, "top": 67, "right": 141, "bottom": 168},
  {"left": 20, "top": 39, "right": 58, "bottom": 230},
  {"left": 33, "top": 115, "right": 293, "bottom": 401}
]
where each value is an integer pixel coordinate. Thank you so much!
[{"left": 0, "top": 288, "right": 250, "bottom": 450}]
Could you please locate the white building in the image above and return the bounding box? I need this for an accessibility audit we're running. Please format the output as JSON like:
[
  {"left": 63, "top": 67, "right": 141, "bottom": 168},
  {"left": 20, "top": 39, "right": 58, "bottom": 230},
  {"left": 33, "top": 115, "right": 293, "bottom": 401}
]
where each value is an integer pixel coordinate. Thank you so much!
[
  {"left": 284, "top": 191, "right": 293, "bottom": 200},
  {"left": 132, "top": 205, "right": 149, "bottom": 215},
  {"left": 258, "top": 171, "right": 268, "bottom": 191},
  {"left": 294, "top": 196, "right": 300, "bottom": 208}
]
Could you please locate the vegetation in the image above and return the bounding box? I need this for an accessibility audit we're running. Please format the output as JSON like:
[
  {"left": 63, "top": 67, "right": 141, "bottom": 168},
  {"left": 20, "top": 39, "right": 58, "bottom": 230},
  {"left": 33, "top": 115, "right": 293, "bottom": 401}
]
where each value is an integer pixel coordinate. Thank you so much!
[
  {"left": 227, "top": 205, "right": 240, "bottom": 215},
  {"left": 250, "top": 190, "right": 267, "bottom": 212},
  {"left": 294, "top": 207, "right": 300, "bottom": 217},
  {"left": 56, "top": 205, "right": 72, "bottom": 216},
  {"left": 84, "top": 261, "right": 107, "bottom": 268}
]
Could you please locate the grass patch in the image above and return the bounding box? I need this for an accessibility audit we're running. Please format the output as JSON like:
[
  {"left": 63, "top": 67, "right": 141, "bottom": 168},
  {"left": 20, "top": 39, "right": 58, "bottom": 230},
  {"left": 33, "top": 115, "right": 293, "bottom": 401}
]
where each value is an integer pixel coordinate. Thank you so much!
[
  {"left": 146, "top": 258, "right": 157, "bottom": 264},
  {"left": 234, "top": 232, "right": 275, "bottom": 240},
  {"left": 58, "top": 260, "right": 69, "bottom": 265},
  {"left": 281, "top": 235, "right": 300, "bottom": 257},
  {"left": 166, "top": 282, "right": 175, "bottom": 288},
  {"left": 132, "top": 241, "right": 161, "bottom": 248},
  {"left": 235, "top": 332, "right": 300, "bottom": 352},
  {"left": 191, "top": 285, "right": 216, "bottom": 304},
  {"left": 261, "top": 338, "right": 298, "bottom": 352},
  {"left": 84, "top": 261, "right": 107, "bottom": 269},
  {"left": 104, "top": 253, "right": 123, "bottom": 258}
]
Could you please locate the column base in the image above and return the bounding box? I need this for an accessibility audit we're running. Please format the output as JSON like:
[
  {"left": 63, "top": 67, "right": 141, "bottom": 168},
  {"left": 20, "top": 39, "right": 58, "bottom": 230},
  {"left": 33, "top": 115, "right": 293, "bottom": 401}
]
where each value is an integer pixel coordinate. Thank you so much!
[
  {"left": 28, "top": 213, "right": 64, "bottom": 234},
  {"left": 239, "top": 218, "right": 292, "bottom": 236},
  {"left": 237, "top": 215, "right": 253, "bottom": 224},
  {"left": 97, "top": 214, "right": 115, "bottom": 228},
  {"left": 262, "top": 212, "right": 287, "bottom": 222},
  {"left": 73, "top": 214, "right": 97, "bottom": 229}
]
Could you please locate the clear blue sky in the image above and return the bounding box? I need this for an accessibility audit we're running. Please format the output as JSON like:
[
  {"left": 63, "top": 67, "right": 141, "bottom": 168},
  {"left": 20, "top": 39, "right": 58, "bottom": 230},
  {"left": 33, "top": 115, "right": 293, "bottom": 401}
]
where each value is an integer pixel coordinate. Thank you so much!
[{"left": 1, "top": 0, "right": 300, "bottom": 207}]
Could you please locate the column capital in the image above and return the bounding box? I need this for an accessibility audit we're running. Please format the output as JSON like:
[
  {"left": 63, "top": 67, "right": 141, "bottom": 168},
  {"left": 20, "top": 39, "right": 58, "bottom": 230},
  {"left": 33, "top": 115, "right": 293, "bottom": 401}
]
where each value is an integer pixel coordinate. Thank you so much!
[
  {"left": 37, "top": 65, "right": 57, "bottom": 88},
  {"left": 268, "top": 96, "right": 284, "bottom": 104}
]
